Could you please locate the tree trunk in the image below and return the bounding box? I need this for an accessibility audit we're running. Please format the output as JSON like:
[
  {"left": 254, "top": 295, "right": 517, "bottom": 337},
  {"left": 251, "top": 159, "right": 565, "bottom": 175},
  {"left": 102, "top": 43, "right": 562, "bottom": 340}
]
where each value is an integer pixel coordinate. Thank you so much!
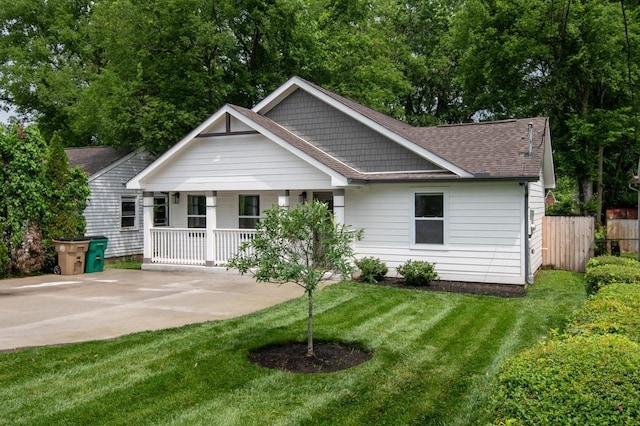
[
  {"left": 306, "top": 289, "right": 315, "bottom": 357},
  {"left": 579, "top": 178, "right": 593, "bottom": 205}
]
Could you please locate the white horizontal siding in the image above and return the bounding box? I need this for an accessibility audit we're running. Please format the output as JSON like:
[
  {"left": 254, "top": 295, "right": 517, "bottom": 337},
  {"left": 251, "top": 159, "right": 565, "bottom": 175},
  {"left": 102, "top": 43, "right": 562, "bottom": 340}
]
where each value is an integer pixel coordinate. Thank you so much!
[
  {"left": 142, "top": 134, "right": 332, "bottom": 191},
  {"left": 345, "top": 182, "right": 527, "bottom": 284},
  {"left": 529, "top": 177, "right": 545, "bottom": 273},
  {"left": 84, "top": 151, "right": 152, "bottom": 258}
]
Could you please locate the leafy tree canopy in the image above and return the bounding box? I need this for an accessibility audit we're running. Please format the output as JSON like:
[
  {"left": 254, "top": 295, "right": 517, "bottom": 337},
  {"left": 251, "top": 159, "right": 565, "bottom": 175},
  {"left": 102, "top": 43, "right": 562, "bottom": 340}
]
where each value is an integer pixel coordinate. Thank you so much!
[{"left": 1, "top": 0, "right": 639, "bottom": 212}]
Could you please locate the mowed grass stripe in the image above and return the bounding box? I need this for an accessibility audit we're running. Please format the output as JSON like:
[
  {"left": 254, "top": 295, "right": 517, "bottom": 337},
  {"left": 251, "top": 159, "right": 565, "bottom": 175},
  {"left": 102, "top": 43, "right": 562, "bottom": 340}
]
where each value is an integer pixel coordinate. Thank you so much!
[{"left": 0, "top": 271, "right": 586, "bottom": 426}]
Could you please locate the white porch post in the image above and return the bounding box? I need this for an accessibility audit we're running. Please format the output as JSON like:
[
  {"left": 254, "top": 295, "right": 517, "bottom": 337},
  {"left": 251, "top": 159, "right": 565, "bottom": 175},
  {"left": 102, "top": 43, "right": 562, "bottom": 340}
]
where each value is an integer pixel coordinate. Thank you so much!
[
  {"left": 278, "top": 190, "right": 290, "bottom": 208},
  {"left": 333, "top": 189, "right": 345, "bottom": 224},
  {"left": 142, "top": 191, "right": 154, "bottom": 263},
  {"left": 206, "top": 191, "right": 217, "bottom": 266}
]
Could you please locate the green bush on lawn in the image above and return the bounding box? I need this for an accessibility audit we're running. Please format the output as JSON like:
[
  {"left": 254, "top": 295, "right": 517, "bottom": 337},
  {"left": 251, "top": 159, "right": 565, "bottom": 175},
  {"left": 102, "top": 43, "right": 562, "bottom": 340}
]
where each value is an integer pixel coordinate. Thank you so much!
[
  {"left": 584, "top": 264, "right": 640, "bottom": 295},
  {"left": 566, "top": 283, "right": 640, "bottom": 343},
  {"left": 491, "top": 334, "right": 640, "bottom": 426},
  {"left": 355, "top": 257, "right": 388, "bottom": 283},
  {"left": 397, "top": 259, "right": 438, "bottom": 286}
]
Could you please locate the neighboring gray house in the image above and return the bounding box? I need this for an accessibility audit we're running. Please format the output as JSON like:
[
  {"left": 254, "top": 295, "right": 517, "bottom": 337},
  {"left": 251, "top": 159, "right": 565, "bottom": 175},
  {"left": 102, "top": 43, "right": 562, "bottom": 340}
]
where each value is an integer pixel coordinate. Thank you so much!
[
  {"left": 66, "top": 147, "right": 154, "bottom": 259},
  {"left": 127, "top": 77, "right": 555, "bottom": 287}
]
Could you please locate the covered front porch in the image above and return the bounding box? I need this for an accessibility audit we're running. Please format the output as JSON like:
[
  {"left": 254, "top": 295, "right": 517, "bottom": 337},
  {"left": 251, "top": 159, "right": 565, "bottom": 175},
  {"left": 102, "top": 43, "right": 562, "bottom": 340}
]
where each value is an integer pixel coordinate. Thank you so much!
[{"left": 141, "top": 189, "right": 346, "bottom": 268}]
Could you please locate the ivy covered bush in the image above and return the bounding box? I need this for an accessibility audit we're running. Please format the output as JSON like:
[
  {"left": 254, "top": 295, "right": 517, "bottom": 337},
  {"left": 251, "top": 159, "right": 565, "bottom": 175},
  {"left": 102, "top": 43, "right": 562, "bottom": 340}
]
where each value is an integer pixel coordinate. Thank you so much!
[
  {"left": 491, "top": 334, "right": 640, "bottom": 425},
  {"left": 0, "top": 125, "right": 89, "bottom": 276},
  {"left": 584, "top": 258, "right": 640, "bottom": 295},
  {"left": 397, "top": 259, "right": 438, "bottom": 286},
  {"left": 0, "top": 240, "right": 9, "bottom": 279},
  {"left": 490, "top": 278, "right": 640, "bottom": 425},
  {"left": 586, "top": 255, "right": 640, "bottom": 269},
  {"left": 355, "top": 257, "right": 388, "bottom": 283},
  {"left": 566, "top": 283, "right": 640, "bottom": 343}
]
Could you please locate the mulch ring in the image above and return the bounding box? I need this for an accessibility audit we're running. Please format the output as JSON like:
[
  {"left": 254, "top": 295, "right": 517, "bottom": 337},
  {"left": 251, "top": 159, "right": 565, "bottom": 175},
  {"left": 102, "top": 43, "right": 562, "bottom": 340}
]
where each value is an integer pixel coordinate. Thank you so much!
[
  {"left": 249, "top": 340, "right": 372, "bottom": 373},
  {"left": 366, "top": 277, "right": 527, "bottom": 298}
]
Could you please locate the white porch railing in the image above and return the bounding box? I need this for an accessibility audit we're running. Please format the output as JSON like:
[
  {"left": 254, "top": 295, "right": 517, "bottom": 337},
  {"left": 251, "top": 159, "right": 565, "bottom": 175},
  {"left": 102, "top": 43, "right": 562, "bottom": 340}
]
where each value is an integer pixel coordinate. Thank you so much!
[
  {"left": 151, "top": 228, "right": 207, "bottom": 265},
  {"left": 212, "top": 228, "right": 257, "bottom": 264},
  {"left": 150, "top": 228, "right": 256, "bottom": 266}
]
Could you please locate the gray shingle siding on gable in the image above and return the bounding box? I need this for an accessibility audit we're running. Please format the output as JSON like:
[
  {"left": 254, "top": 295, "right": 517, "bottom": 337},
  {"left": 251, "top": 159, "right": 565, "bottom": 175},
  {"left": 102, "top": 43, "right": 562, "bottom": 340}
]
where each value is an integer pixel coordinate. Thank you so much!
[{"left": 265, "top": 89, "right": 441, "bottom": 173}]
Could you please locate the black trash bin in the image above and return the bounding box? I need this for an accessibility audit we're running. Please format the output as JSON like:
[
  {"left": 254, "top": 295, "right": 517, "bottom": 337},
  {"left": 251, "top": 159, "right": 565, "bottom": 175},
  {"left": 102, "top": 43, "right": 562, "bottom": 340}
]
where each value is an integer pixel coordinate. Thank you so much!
[{"left": 85, "top": 236, "right": 108, "bottom": 273}]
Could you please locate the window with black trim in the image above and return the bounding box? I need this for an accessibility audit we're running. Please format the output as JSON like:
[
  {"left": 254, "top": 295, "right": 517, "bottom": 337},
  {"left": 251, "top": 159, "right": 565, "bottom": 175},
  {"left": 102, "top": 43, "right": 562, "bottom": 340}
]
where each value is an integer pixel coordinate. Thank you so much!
[
  {"left": 121, "top": 196, "right": 137, "bottom": 229},
  {"left": 187, "top": 195, "right": 206, "bottom": 228},
  {"left": 415, "top": 193, "right": 444, "bottom": 244},
  {"left": 239, "top": 194, "right": 260, "bottom": 229}
]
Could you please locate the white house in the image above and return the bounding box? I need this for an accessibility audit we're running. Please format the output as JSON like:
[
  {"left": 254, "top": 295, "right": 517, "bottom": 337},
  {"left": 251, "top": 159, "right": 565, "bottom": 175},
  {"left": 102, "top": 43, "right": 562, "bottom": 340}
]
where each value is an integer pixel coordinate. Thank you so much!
[
  {"left": 66, "top": 147, "right": 154, "bottom": 259},
  {"left": 127, "top": 77, "right": 555, "bottom": 286}
]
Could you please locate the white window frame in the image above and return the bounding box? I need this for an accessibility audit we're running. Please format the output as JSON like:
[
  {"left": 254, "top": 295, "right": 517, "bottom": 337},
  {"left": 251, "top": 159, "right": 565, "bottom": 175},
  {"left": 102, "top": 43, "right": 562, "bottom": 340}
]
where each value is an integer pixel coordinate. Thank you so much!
[
  {"left": 238, "top": 194, "right": 260, "bottom": 229},
  {"left": 120, "top": 195, "right": 138, "bottom": 230},
  {"left": 187, "top": 195, "right": 206, "bottom": 228},
  {"left": 412, "top": 190, "right": 447, "bottom": 247}
]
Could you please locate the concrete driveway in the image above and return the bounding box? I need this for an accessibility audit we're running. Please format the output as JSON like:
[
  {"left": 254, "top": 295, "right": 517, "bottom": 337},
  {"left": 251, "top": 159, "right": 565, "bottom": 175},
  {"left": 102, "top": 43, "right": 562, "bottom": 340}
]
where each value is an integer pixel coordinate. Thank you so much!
[{"left": 0, "top": 269, "right": 306, "bottom": 351}]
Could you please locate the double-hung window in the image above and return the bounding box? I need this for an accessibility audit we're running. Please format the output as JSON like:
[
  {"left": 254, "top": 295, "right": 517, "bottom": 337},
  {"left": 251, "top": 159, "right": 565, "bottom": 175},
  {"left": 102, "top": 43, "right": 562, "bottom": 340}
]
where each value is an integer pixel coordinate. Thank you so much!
[
  {"left": 121, "top": 196, "right": 137, "bottom": 229},
  {"left": 187, "top": 195, "right": 206, "bottom": 228},
  {"left": 414, "top": 193, "right": 444, "bottom": 245},
  {"left": 239, "top": 195, "right": 260, "bottom": 229},
  {"left": 153, "top": 193, "right": 169, "bottom": 226}
]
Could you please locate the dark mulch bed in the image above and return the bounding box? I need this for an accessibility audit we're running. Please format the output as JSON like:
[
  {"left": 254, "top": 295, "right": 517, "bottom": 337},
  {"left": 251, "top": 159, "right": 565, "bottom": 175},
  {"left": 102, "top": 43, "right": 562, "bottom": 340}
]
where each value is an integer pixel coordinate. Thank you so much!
[
  {"left": 366, "top": 276, "right": 527, "bottom": 297},
  {"left": 249, "top": 341, "right": 372, "bottom": 373}
]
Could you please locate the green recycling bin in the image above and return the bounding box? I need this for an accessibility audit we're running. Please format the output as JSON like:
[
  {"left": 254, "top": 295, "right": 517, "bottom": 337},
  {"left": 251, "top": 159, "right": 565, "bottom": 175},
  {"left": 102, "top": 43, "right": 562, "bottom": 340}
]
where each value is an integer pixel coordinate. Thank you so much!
[{"left": 84, "top": 236, "right": 108, "bottom": 273}]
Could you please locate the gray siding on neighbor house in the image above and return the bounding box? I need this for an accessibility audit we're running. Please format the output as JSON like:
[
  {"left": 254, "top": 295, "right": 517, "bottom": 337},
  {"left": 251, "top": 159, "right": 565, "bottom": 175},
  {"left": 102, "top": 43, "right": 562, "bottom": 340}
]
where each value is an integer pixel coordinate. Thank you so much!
[
  {"left": 84, "top": 151, "right": 152, "bottom": 258},
  {"left": 265, "top": 89, "right": 441, "bottom": 173}
]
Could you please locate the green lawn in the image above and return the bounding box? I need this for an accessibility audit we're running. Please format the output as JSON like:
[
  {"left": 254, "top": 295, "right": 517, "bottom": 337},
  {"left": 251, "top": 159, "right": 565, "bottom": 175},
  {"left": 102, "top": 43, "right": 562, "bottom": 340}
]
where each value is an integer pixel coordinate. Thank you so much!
[{"left": 0, "top": 270, "right": 586, "bottom": 425}]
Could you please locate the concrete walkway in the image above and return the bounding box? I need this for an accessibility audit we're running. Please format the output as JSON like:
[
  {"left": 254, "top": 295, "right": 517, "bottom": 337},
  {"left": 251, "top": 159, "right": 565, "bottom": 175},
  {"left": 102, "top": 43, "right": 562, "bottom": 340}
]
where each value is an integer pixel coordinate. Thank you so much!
[{"left": 0, "top": 269, "right": 306, "bottom": 351}]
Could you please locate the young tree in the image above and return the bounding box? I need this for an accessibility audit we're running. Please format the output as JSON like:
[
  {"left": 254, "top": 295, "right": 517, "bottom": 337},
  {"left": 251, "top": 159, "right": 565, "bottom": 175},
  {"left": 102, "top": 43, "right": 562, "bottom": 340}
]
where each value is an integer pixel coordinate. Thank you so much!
[{"left": 228, "top": 201, "right": 362, "bottom": 357}]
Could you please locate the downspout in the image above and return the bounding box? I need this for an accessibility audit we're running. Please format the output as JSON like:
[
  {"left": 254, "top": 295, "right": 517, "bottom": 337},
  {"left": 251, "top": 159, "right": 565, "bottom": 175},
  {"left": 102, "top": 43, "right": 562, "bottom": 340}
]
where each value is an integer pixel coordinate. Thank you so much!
[
  {"left": 523, "top": 121, "right": 535, "bottom": 285},
  {"left": 523, "top": 182, "right": 534, "bottom": 285}
]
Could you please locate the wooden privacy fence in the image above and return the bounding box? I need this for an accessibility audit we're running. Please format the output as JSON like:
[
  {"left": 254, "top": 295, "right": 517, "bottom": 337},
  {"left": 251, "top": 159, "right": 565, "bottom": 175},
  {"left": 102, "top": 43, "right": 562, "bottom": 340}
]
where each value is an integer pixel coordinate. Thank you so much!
[
  {"left": 542, "top": 216, "right": 595, "bottom": 272},
  {"left": 606, "top": 219, "right": 639, "bottom": 253}
]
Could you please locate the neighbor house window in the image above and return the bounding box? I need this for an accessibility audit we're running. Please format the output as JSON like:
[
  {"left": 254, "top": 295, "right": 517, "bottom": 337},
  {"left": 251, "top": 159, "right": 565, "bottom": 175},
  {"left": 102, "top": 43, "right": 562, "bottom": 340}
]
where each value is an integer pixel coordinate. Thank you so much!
[
  {"left": 415, "top": 193, "right": 444, "bottom": 244},
  {"left": 187, "top": 195, "right": 206, "bottom": 228},
  {"left": 121, "top": 196, "right": 137, "bottom": 229},
  {"left": 153, "top": 193, "right": 169, "bottom": 226},
  {"left": 239, "top": 194, "right": 260, "bottom": 228}
]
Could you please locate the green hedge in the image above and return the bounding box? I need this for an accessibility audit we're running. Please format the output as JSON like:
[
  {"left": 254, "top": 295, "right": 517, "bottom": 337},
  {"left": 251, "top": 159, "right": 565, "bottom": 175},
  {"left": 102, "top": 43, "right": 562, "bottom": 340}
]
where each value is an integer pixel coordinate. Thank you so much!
[
  {"left": 490, "top": 276, "right": 640, "bottom": 425},
  {"left": 491, "top": 334, "right": 640, "bottom": 425},
  {"left": 584, "top": 255, "right": 640, "bottom": 295},
  {"left": 566, "top": 284, "right": 640, "bottom": 343},
  {"left": 586, "top": 255, "right": 640, "bottom": 269}
]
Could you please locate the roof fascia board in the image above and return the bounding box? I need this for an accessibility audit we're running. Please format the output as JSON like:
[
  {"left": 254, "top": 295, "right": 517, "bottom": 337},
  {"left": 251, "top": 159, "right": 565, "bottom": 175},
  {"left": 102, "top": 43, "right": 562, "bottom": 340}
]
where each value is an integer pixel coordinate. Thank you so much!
[
  {"left": 350, "top": 175, "right": 541, "bottom": 185},
  {"left": 126, "top": 107, "right": 231, "bottom": 189},
  {"left": 542, "top": 119, "right": 556, "bottom": 189},
  {"left": 254, "top": 77, "right": 473, "bottom": 178},
  {"left": 252, "top": 76, "right": 304, "bottom": 114}
]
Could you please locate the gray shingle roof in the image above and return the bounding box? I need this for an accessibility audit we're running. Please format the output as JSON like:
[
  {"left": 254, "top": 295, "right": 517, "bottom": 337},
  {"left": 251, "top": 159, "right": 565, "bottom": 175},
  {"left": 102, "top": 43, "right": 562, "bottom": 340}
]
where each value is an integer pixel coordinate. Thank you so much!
[
  {"left": 65, "top": 146, "right": 132, "bottom": 176},
  {"left": 227, "top": 79, "right": 549, "bottom": 183},
  {"left": 302, "top": 78, "right": 548, "bottom": 180}
]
